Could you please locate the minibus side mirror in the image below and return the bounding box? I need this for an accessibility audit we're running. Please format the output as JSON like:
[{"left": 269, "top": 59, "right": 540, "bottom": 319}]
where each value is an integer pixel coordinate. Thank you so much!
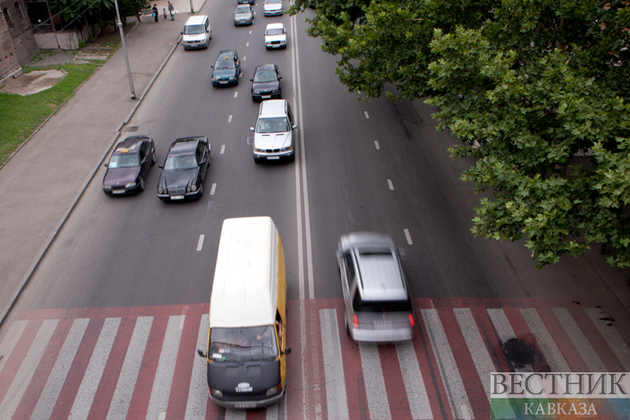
[
  {"left": 197, "top": 349, "right": 207, "bottom": 358},
  {"left": 283, "top": 347, "right": 291, "bottom": 355}
]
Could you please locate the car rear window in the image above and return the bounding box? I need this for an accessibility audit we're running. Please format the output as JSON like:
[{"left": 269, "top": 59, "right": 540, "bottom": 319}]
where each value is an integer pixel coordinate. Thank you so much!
[{"left": 353, "top": 293, "right": 411, "bottom": 313}]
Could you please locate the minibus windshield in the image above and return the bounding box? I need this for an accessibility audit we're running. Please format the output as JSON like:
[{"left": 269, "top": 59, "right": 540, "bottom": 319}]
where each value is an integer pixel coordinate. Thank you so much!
[{"left": 210, "top": 326, "right": 278, "bottom": 362}]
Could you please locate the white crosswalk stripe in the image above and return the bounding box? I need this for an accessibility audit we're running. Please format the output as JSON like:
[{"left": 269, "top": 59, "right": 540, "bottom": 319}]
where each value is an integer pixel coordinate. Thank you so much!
[
  {"left": 69, "top": 317, "right": 120, "bottom": 420},
  {"left": 31, "top": 318, "right": 90, "bottom": 420},
  {"left": 0, "top": 319, "right": 58, "bottom": 419},
  {"left": 106, "top": 316, "right": 152, "bottom": 420},
  {"left": 422, "top": 308, "right": 473, "bottom": 419},
  {"left": 0, "top": 299, "right": 627, "bottom": 420}
]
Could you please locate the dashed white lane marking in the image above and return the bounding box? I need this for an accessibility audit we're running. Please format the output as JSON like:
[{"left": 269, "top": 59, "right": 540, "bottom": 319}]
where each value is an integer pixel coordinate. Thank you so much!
[
  {"left": 246, "top": 42, "right": 249, "bottom": 47},
  {"left": 228, "top": 115, "right": 233, "bottom": 123},
  {"left": 210, "top": 183, "right": 217, "bottom": 196},
  {"left": 374, "top": 140, "right": 380, "bottom": 150},
  {"left": 220, "top": 145, "right": 226, "bottom": 154},
  {"left": 249, "top": 30, "right": 252, "bottom": 35},
  {"left": 387, "top": 179, "right": 394, "bottom": 190},
  {"left": 243, "top": 56, "right": 247, "bottom": 61},
  {"left": 234, "top": 91, "right": 238, "bottom": 98},
  {"left": 364, "top": 111, "right": 369, "bottom": 119},
  {"left": 196, "top": 234, "right": 205, "bottom": 252},
  {"left": 404, "top": 229, "right": 413, "bottom": 245}
]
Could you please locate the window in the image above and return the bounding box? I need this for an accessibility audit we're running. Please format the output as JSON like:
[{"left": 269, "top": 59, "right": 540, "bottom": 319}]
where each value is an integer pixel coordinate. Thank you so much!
[{"left": 3, "top": 8, "right": 14, "bottom": 28}]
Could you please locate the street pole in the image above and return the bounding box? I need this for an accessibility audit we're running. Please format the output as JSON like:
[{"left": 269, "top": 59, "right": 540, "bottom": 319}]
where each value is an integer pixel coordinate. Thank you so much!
[
  {"left": 113, "top": 0, "right": 136, "bottom": 99},
  {"left": 189, "top": 0, "right": 195, "bottom": 14}
]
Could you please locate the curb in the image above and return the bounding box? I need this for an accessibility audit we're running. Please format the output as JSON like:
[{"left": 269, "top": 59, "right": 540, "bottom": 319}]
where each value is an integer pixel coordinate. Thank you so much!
[{"left": 0, "top": 30, "right": 185, "bottom": 331}]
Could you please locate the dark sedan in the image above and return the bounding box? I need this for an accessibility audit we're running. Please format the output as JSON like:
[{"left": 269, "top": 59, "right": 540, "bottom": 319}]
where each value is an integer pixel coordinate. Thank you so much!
[
  {"left": 157, "top": 137, "right": 211, "bottom": 202},
  {"left": 250, "top": 64, "right": 282, "bottom": 102},
  {"left": 102, "top": 136, "right": 156, "bottom": 196},
  {"left": 211, "top": 50, "right": 241, "bottom": 87}
]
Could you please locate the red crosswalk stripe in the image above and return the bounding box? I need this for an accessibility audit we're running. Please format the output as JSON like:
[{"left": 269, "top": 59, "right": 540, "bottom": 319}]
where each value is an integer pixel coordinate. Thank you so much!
[{"left": 0, "top": 298, "right": 626, "bottom": 419}]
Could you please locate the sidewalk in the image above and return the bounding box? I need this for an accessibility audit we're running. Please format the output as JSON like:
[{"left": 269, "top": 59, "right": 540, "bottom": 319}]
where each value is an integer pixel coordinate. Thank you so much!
[{"left": 0, "top": 0, "right": 205, "bottom": 327}]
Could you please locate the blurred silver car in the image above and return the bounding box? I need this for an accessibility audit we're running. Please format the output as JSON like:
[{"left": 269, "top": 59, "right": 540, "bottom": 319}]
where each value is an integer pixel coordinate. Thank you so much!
[
  {"left": 337, "top": 232, "right": 415, "bottom": 342},
  {"left": 234, "top": 4, "right": 254, "bottom": 26},
  {"left": 263, "top": 0, "right": 283, "bottom": 16}
]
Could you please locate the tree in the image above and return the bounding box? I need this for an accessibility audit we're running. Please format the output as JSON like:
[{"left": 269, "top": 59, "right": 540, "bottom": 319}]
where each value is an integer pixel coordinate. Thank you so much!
[{"left": 291, "top": 0, "right": 630, "bottom": 268}]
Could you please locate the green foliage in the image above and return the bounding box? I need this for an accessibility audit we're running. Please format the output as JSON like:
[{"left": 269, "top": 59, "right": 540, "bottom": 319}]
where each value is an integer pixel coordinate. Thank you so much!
[
  {"left": 295, "top": 0, "right": 630, "bottom": 268},
  {"left": 51, "top": 0, "right": 145, "bottom": 27}
]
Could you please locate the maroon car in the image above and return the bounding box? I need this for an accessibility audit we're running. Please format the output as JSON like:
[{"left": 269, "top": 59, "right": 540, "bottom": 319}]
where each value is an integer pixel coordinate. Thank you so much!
[{"left": 102, "top": 136, "right": 156, "bottom": 196}]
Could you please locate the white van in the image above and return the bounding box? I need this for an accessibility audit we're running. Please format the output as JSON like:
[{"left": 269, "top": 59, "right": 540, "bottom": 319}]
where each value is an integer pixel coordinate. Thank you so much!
[
  {"left": 201, "top": 216, "right": 290, "bottom": 409},
  {"left": 181, "top": 15, "right": 211, "bottom": 49}
]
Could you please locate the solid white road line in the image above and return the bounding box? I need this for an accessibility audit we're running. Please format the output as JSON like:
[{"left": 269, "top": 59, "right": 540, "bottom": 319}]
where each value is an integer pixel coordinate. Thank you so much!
[
  {"left": 220, "top": 144, "right": 226, "bottom": 154},
  {"left": 364, "top": 111, "right": 370, "bottom": 119},
  {"left": 234, "top": 92, "right": 238, "bottom": 98},
  {"left": 404, "top": 229, "right": 413, "bottom": 245},
  {"left": 184, "top": 313, "right": 209, "bottom": 420},
  {"left": 521, "top": 308, "right": 570, "bottom": 372},
  {"left": 106, "top": 316, "right": 153, "bottom": 420},
  {"left": 554, "top": 307, "right": 606, "bottom": 371},
  {"left": 197, "top": 234, "right": 205, "bottom": 251},
  {"left": 421, "top": 308, "right": 473, "bottom": 420},
  {"left": 359, "top": 342, "right": 392, "bottom": 420},
  {"left": 387, "top": 179, "right": 394, "bottom": 190},
  {"left": 396, "top": 341, "right": 433, "bottom": 419},
  {"left": 210, "top": 183, "right": 217, "bottom": 196},
  {"left": 69, "top": 317, "right": 121, "bottom": 420},
  {"left": 291, "top": 9, "right": 314, "bottom": 300},
  {"left": 319, "top": 309, "right": 349, "bottom": 420},
  {"left": 145, "top": 315, "right": 185, "bottom": 420},
  {"left": 0, "top": 319, "right": 58, "bottom": 419},
  {"left": 0, "top": 320, "right": 28, "bottom": 375},
  {"left": 374, "top": 140, "right": 380, "bottom": 150},
  {"left": 585, "top": 307, "right": 630, "bottom": 370},
  {"left": 228, "top": 114, "right": 233, "bottom": 122},
  {"left": 32, "top": 318, "right": 90, "bottom": 420}
]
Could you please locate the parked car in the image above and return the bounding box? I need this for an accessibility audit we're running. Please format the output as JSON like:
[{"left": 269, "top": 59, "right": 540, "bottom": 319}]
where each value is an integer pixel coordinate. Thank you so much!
[
  {"left": 337, "top": 232, "right": 415, "bottom": 343},
  {"left": 263, "top": 0, "right": 283, "bottom": 16},
  {"left": 250, "top": 63, "right": 282, "bottom": 102},
  {"left": 102, "top": 136, "right": 156, "bottom": 195},
  {"left": 234, "top": 4, "right": 254, "bottom": 26},
  {"left": 250, "top": 99, "right": 297, "bottom": 163},
  {"left": 211, "top": 50, "right": 241, "bottom": 86},
  {"left": 181, "top": 15, "right": 212, "bottom": 49},
  {"left": 264, "top": 23, "right": 287, "bottom": 49},
  {"left": 157, "top": 137, "right": 211, "bottom": 201}
]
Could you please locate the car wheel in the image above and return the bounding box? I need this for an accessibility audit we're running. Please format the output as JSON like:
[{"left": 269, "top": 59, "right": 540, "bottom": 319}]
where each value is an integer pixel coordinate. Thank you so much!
[
  {"left": 345, "top": 316, "right": 351, "bottom": 336},
  {"left": 254, "top": 156, "right": 262, "bottom": 164},
  {"left": 139, "top": 179, "right": 145, "bottom": 192},
  {"left": 151, "top": 152, "right": 157, "bottom": 165},
  {"left": 286, "top": 154, "right": 295, "bottom": 163},
  {"left": 196, "top": 183, "right": 204, "bottom": 199}
]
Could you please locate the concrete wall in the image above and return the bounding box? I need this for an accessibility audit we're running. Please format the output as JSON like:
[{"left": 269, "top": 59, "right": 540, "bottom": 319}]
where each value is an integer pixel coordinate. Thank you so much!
[
  {"left": 35, "top": 25, "right": 90, "bottom": 50},
  {"left": 0, "top": 6, "right": 21, "bottom": 81}
]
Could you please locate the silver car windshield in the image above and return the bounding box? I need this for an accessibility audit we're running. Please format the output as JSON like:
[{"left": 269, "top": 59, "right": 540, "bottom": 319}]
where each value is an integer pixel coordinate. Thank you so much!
[
  {"left": 109, "top": 153, "right": 139, "bottom": 168},
  {"left": 210, "top": 326, "right": 278, "bottom": 362},
  {"left": 266, "top": 28, "right": 283, "bottom": 36},
  {"left": 164, "top": 155, "right": 197, "bottom": 170},
  {"left": 257, "top": 117, "right": 289, "bottom": 133},
  {"left": 184, "top": 24, "right": 204, "bottom": 35},
  {"left": 236, "top": 6, "right": 250, "bottom": 13}
]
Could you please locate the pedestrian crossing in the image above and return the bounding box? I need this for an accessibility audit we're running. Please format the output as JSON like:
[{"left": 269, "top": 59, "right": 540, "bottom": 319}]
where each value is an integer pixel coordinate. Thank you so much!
[{"left": 0, "top": 298, "right": 628, "bottom": 419}]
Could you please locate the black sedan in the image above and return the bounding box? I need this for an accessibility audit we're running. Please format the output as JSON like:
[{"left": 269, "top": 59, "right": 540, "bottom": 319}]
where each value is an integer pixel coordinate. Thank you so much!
[
  {"left": 211, "top": 50, "right": 241, "bottom": 87},
  {"left": 102, "top": 135, "right": 156, "bottom": 196},
  {"left": 250, "top": 64, "right": 282, "bottom": 102},
  {"left": 157, "top": 137, "right": 211, "bottom": 202}
]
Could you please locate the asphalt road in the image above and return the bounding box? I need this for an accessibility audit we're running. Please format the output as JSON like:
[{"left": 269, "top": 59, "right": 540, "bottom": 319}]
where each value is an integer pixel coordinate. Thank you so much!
[{"left": 8, "top": 0, "right": 630, "bottom": 356}]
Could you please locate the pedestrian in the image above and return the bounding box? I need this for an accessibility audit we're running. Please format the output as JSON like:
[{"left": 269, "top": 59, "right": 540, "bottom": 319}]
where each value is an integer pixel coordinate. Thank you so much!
[
  {"left": 163, "top": 7, "right": 167, "bottom": 19},
  {"left": 167, "top": 0, "right": 175, "bottom": 20},
  {"left": 152, "top": 3, "right": 158, "bottom": 22}
]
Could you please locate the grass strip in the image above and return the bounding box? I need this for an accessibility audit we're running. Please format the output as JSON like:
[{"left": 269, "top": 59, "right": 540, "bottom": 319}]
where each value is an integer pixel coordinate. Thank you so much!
[{"left": 0, "top": 62, "right": 104, "bottom": 166}]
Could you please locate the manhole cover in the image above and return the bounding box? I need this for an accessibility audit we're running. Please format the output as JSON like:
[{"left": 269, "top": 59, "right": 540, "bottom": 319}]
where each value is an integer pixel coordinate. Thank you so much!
[
  {"left": 125, "top": 126, "right": 139, "bottom": 132},
  {"left": 502, "top": 338, "right": 535, "bottom": 367}
]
